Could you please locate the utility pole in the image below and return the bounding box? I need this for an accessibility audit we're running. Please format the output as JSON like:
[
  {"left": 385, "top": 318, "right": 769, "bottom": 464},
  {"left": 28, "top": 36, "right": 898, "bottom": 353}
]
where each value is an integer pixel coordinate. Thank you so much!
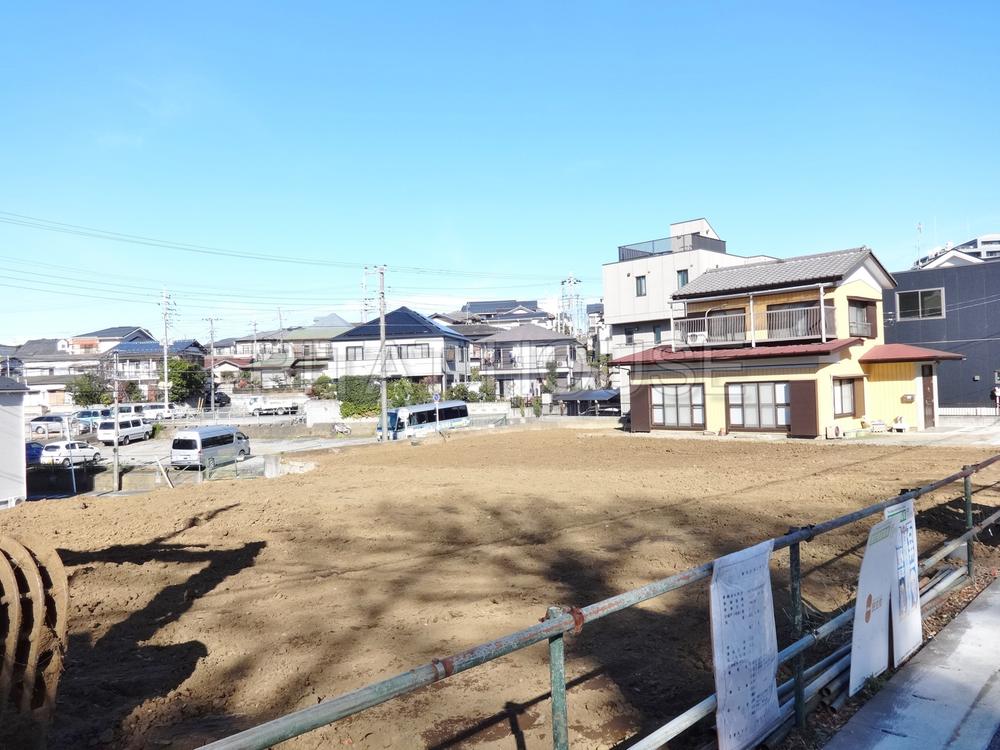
[
  {"left": 204, "top": 317, "right": 218, "bottom": 415},
  {"left": 251, "top": 321, "right": 259, "bottom": 394},
  {"left": 377, "top": 265, "right": 388, "bottom": 444},
  {"left": 161, "top": 289, "right": 171, "bottom": 413},
  {"left": 112, "top": 352, "right": 120, "bottom": 492}
]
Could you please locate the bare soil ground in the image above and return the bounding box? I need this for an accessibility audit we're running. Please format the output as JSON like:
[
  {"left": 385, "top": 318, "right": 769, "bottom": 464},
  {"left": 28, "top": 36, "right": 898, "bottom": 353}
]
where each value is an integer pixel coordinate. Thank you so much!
[{"left": 3, "top": 428, "right": 999, "bottom": 749}]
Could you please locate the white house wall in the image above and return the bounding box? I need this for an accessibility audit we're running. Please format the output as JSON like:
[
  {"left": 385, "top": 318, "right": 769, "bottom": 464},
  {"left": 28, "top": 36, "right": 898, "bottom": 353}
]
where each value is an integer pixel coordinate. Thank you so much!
[{"left": 0, "top": 392, "right": 26, "bottom": 507}]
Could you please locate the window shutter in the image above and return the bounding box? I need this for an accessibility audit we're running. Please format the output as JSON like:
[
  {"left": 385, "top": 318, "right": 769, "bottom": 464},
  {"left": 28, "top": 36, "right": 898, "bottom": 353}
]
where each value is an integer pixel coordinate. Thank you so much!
[
  {"left": 788, "top": 380, "right": 818, "bottom": 438},
  {"left": 629, "top": 385, "right": 651, "bottom": 433},
  {"left": 853, "top": 378, "right": 866, "bottom": 418}
]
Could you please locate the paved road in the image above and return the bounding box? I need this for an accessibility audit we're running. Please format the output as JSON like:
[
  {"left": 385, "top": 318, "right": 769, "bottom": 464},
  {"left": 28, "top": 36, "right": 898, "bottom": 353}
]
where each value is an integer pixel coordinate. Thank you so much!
[
  {"left": 825, "top": 577, "right": 1000, "bottom": 750},
  {"left": 110, "top": 435, "right": 375, "bottom": 466}
]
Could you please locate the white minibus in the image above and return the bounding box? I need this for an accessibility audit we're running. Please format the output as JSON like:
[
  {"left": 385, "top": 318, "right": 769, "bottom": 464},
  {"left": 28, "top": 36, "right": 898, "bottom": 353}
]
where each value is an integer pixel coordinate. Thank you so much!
[
  {"left": 171, "top": 426, "right": 250, "bottom": 469},
  {"left": 376, "top": 400, "right": 471, "bottom": 441}
]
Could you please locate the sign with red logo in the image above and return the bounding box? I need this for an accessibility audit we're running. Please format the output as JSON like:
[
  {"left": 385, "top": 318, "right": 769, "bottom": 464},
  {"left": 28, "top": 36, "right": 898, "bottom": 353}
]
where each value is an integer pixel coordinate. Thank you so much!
[{"left": 849, "top": 517, "right": 898, "bottom": 696}]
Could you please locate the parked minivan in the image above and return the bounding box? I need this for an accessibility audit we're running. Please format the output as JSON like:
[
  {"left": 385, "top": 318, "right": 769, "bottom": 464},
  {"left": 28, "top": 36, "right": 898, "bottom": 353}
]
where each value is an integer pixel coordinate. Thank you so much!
[
  {"left": 114, "top": 404, "right": 146, "bottom": 418},
  {"left": 171, "top": 426, "right": 250, "bottom": 469},
  {"left": 96, "top": 418, "right": 151, "bottom": 446}
]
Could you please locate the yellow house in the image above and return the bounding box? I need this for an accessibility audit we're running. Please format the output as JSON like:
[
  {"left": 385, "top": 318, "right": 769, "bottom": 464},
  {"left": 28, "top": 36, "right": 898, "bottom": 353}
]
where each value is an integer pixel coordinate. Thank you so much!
[{"left": 614, "top": 247, "right": 962, "bottom": 437}]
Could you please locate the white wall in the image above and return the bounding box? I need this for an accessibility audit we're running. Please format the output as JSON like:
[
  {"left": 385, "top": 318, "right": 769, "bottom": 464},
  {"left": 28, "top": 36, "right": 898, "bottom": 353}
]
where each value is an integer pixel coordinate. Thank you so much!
[
  {"left": 327, "top": 337, "right": 471, "bottom": 384},
  {"left": 602, "top": 249, "right": 769, "bottom": 326},
  {"left": 0, "top": 392, "right": 26, "bottom": 507}
]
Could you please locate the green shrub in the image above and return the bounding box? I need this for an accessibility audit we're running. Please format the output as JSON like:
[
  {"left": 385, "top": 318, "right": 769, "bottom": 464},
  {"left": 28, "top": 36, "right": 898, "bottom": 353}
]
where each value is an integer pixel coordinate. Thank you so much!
[
  {"left": 339, "top": 375, "right": 380, "bottom": 416},
  {"left": 311, "top": 375, "right": 337, "bottom": 399}
]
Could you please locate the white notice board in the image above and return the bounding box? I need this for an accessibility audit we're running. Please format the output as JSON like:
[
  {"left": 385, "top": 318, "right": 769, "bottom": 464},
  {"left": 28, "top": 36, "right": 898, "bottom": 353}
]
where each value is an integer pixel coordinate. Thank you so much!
[
  {"left": 885, "top": 499, "right": 922, "bottom": 667},
  {"left": 710, "top": 540, "right": 780, "bottom": 750},
  {"left": 849, "top": 517, "right": 898, "bottom": 696}
]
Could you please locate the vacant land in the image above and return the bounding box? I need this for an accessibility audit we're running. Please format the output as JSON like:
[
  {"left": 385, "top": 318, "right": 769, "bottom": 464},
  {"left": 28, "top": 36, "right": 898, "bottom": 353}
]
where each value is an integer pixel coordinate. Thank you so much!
[{"left": 3, "top": 429, "right": 998, "bottom": 749}]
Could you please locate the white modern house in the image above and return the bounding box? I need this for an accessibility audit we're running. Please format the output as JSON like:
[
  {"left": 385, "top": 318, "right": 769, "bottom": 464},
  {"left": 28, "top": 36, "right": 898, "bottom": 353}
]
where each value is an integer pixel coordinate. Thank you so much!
[
  {"left": 329, "top": 307, "right": 471, "bottom": 391},
  {"left": 602, "top": 218, "right": 774, "bottom": 407},
  {"left": 0, "top": 376, "right": 28, "bottom": 509},
  {"left": 477, "top": 323, "right": 593, "bottom": 399}
]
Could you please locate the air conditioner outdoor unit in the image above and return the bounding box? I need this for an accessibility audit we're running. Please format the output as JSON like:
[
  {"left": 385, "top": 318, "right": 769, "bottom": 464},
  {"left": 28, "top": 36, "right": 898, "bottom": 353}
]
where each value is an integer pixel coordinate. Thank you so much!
[
  {"left": 686, "top": 332, "right": 708, "bottom": 346},
  {"left": 825, "top": 425, "right": 844, "bottom": 440}
]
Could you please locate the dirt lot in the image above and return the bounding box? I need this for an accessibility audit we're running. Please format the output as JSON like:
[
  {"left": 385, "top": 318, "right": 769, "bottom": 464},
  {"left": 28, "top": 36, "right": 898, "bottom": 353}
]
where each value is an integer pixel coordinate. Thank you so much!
[{"left": 3, "top": 428, "right": 999, "bottom": 749}]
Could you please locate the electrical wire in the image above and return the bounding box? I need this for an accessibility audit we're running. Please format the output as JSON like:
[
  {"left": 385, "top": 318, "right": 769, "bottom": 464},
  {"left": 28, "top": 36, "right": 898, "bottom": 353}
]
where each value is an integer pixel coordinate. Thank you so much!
[{"left": 0, "top": 210, "right": 595, "bottom": 282}]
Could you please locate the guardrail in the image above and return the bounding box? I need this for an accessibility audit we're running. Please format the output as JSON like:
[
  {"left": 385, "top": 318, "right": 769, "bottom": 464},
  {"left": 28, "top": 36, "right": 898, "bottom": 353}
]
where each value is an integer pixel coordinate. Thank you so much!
[{"left": 199, "top": 454, "right": 1000, "bottom": 750}]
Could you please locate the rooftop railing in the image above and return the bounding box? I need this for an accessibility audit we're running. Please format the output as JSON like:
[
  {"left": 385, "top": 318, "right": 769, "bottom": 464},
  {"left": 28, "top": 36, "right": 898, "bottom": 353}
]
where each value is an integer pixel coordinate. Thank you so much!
[{"left": 199, "top": 454, "right": 1000, "bottom": 750}]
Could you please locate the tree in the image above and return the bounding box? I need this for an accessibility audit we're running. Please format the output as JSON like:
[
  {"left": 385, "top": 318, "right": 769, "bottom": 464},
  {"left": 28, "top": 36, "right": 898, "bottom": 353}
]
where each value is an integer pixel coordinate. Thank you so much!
[
  {"left": 66, "top": 373, "right": 110, "bottom": 406},
  {"left": 122, "top": 380, "right": 143, "bottom": 402},
  {"left": 542, "top": 360, "right": 560, "bottom": 394},
  {"left": 479, "top": 376, "right": 497, "bottom": 401},
  {"left": 446, "top": 383, "right": 476, "bottom": 402},
  {"left": 387, "top": 378, "right": 431, "bottom": 408},
  {"left": 168, "top": 357, "right": 207, "bottom": 402},
  {"left": 310, "top": 375, "right": 336, "bottom": 399}
]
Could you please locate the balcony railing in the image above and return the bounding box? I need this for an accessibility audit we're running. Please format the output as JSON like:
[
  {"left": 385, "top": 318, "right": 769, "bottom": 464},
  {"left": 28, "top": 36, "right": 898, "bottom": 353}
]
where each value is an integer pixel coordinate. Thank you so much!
[
  {"left": 675, "top": 307, "right": 838, "bottom": 346},
  {"left": 848, "top": 320, "right": 872, "bottom": 337}
]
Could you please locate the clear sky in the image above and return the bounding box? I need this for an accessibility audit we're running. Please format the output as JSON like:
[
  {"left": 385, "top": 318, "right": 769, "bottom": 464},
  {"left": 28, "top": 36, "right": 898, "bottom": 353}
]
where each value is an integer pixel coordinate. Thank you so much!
[{"left": 1, "top": 1, "right": 997, "bottom": 343}]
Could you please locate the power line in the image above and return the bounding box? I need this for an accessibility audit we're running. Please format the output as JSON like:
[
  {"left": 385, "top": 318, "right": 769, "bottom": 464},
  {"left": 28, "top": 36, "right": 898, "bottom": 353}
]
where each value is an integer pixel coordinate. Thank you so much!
[{"left": 0, "top": 210, "right": 587, "bottom": 282}]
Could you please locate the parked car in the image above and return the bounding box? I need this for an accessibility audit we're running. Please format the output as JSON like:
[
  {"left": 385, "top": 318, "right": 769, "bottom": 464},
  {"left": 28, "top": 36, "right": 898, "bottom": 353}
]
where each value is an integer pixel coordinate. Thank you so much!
[
  {"left": 143, "top": 403, "right": 192, "bottom": 421},
  {"left": 96, "top": 418, "right": 151, "bottom": 446},
  {"left": 39, "top": 441, "right": 101, "bottom": 466},
  {"left": 74, "top": 408, "right": 113, "bottom": 428},
  {"left": 28, "top": 415, "right": 72, "bottom": 436},
  {"left": 202, "top": 389, "right": 231, "bottom": 407},
  {"left": 114, "top": 404, "right": 146, "bottom": 418},
  {"left": 25, "top": 441, "right": 44, "bottom": 465}
]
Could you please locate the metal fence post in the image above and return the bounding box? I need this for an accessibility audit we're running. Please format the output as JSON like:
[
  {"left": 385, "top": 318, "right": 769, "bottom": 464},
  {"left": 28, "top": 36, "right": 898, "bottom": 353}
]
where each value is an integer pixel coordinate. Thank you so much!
[
  {"left": 963, "top": 467, "right": 974, "bottom": 578},
  {"left": 788, "top": 539, "right": 805, "bottom": 729},
  {"left": 546, "top": 607, "right": 569, "bottom": 750}
]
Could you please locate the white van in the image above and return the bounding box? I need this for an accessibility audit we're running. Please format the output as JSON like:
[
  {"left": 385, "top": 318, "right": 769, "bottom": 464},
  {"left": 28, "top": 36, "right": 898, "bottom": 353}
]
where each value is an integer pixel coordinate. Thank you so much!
[
  {"left": 96, "top": 418, "right": 151, "bottom": 446},
  {"left": 376, "top": 400, "right": 471, "bottom": 441},
  {"left": 115, "top": 404, "right": 146, "bottom": 418},
  {"left": 171, "top": 426, "right": 250, "bottom": 469}
]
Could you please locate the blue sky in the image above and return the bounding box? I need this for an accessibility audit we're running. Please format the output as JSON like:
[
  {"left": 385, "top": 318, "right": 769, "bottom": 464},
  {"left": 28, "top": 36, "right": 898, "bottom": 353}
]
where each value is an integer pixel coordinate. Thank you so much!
[{"left": 1, "top": 1, "right": 997, "bottom": 343}]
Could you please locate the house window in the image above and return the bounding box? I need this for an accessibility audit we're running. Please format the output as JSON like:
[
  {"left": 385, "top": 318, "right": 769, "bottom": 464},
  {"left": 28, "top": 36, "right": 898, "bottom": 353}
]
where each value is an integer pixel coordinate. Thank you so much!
[
  {"left": 346, "top": 346, "right": 363, "bottom": 361},
  {"left": 654, "top": 326, "right": 662, "bottom": 344},
  {"left": 833, "top": 379, "right": 856, "bottom": 417},
  {"left": 677, "top": 269, "right": 689, "bottom": 288},
  {"left": 897, "top": 289, "right": 944, "bottom": 319},
  {"left": 444, "top": 347, "right": 455, "bottom": 362},
  {"left": 651, "top": 384, "right": 705, "bottom": 428},
  {"left": 848, "top": 301, "right": 875, "bottom": 337},
  {"left": 727, "top": 382, "right": 791, "bottom": 430},
  {"left": 635, "top": 275, "right": 647, "bottom": 297},
  {"left": 624, "top": 327, "right": 637, "bottom": 345},
  {"left": 404, "top": 344, "right": 431, "bottom": 359}
]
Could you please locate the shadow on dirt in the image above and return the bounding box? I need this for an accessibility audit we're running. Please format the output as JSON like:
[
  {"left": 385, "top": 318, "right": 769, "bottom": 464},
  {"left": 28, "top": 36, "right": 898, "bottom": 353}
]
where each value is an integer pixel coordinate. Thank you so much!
[{"left": 50, "top": 540, "right": 265, "bottom": 747}]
